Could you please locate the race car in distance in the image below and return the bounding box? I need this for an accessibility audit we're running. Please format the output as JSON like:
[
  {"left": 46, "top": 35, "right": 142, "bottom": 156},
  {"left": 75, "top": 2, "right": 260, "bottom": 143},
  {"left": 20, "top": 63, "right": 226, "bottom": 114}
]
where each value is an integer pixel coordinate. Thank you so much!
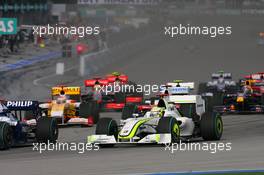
[
  {"left": 242, "top": 72, "right": 264, "bottom": 94},
  {"left": 82, "top": 72, "right": 143, "bottom": 112},
  {"left": 214, "top": 78, "right": 264, "bottom": 114},
  {"left": 198, "top": 71, "right": 238, "bottom": 111},
  {"left": 88, "top": 82, "right": 223, "bottom": 147},
  {"left": 0, "top": 100, "right": 58, "bottom": 150},
  {"left": 199, "top": 71, "right": 237, "bottom": 94},
  {"left": 40, "top": 86, "right": 99, "bottom": 126}
]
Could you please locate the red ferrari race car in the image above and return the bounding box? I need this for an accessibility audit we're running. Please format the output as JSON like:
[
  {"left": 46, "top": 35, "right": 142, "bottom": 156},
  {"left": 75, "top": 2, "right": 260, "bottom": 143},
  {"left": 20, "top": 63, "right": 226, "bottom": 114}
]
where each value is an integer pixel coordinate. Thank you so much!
[{"left": 82, "top": 72, "right": 144, "bottom": 112}]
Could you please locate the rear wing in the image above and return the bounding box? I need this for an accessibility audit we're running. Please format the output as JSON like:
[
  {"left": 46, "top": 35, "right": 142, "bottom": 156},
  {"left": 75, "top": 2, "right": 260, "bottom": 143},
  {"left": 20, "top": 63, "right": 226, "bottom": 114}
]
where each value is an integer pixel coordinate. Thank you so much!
[
  {"left": 52, "top": 86, "right": 81, "bottom": 96},
  {"left": 251, "top": 73, "right": 264, "bottom": 80},
  {"left": 166, "top": 82, "right": 195, "bottom": 89},
  {"left": 5, "top": 101, "right": 39, "bottom": 110},
  {"left": 211, "top": 73, "right": 232, "bottom": 79},
  {"left": 167, "top": 95, "right": 198, "bottom": 104},
  {"left": 106, "top": 74, "right": 128, "bottom": 83},
  {"left": 84, "top": 79, "right": 108, "bottom": 87}
]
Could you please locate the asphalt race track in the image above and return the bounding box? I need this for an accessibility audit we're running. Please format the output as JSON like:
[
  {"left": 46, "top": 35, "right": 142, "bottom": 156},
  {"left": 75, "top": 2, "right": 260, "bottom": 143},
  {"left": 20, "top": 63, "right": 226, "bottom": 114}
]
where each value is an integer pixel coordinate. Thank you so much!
[{"left": 0, "top": 15, "right": 264, "bottom": 175}]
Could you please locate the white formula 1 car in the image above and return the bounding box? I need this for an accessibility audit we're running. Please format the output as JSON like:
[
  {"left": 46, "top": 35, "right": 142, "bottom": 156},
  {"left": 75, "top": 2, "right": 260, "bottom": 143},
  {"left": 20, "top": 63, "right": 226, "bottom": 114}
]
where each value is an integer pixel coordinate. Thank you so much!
[
  {"left": 87, "top": 81, "right": 223, "bottom": 147},
  {"left": 198, "top": 71, "right": 237, "bottom": 94}
]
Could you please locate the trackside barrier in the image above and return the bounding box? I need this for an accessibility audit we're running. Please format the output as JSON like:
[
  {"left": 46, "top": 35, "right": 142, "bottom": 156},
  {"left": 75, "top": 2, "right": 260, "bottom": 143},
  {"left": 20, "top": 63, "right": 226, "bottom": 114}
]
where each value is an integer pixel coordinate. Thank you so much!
[
  {"left": 0, "top": 51, "right": 61, "bottom": 72},
  {"left": 79, "top": 49, "right": 109, "bottom": 76}
]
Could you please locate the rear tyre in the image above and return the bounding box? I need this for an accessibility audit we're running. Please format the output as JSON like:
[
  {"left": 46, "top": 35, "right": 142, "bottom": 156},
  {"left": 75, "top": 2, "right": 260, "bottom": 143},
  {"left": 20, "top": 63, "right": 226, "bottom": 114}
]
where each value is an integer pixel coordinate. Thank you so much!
[
  {"left": 36, "top": 117, "right": 58, "bottom": 143},
  {"left": 0, "top": 122, "right": 13, "bottom": 150},
  {"left": 156, "top": 117, "right": 180, "bottom": 143},
  {"left": 95, "top": 118, "right": 118, "bottom": 147},
  {"left": 80, "top": 101, "right": 100, "bottom": 124},
  {"left": 198, "top": 82, "right": 207, "bottom": 94},
  {"left": 121, "top": 104, "right": 137, "bottom": 120},
  {"left": 204, "top": 92, "right": 223, "bottom": 113},
  {"left": 201, "top": 112, "right": 223, "bottom": 141}
]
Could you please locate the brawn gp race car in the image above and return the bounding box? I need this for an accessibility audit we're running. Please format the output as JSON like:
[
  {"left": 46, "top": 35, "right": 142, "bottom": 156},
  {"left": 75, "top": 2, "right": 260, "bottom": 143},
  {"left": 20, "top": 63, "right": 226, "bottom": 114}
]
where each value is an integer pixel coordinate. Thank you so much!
[
  {"left": 87, "top": 81, "right": 223, "bottom": 147},
  {"left": 0, "top": 100, "right": 58, "bottom": 150}
]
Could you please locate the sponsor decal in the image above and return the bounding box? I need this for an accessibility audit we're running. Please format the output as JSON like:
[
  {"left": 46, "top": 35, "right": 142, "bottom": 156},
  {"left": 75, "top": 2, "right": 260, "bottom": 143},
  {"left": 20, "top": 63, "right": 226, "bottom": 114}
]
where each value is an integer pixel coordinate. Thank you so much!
[
  {"left": 0, "top": 18, "right": 17, "bottom": 35},
  {"left": 6, "top": 101, "right": 33, "bottom": 107}
]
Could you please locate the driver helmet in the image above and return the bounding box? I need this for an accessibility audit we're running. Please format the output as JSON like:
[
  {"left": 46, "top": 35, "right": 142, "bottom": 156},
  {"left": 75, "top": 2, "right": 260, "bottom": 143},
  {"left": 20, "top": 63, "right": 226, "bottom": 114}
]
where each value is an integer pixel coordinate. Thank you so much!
[
  {"left": 243, "top": 81, "right": 253, "bottom": 94},
  {"left": 218, "top": 74, "right": 224, "bottom": 83},
  {"left": 57, "top": 90, "right": 67, "bottom": 104},
  {"left": 93, "top": 81, "right": 101, "bottom": 92}
]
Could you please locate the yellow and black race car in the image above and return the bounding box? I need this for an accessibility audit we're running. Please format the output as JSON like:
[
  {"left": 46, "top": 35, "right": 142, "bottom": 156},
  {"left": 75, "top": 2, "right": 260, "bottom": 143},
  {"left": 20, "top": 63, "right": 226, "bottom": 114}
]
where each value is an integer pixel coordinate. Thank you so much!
[{"left": 40, "top": 86, "right": 100, "bottom": 126}]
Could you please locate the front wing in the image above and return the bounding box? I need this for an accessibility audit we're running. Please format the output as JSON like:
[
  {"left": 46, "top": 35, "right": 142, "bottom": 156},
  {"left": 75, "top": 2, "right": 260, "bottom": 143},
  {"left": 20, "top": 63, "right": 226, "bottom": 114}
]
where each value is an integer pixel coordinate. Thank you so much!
[
  {"left": 47, "top": 116, "right": 90, "bottom": 126},
  {"left": 214, "top": 105, "right": 264, "bottom": 114},
  {"left": 87, "top": 134, "right": 172, "bottom": 145}
]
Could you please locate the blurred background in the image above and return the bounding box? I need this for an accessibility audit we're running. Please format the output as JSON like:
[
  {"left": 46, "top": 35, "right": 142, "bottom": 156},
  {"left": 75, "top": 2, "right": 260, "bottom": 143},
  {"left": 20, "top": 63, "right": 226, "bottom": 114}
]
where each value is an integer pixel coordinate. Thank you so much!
[{"left": 0, "top": 0, "right": 264, "bottom": 100}]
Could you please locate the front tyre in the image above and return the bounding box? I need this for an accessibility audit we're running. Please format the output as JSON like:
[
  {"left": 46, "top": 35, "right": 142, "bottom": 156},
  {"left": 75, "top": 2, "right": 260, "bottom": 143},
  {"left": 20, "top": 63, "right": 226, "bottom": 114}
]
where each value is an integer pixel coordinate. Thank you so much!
[
  {"left": 36, "top": 117, "right": 58, "bottom": 143},
  {"left": 156, "top": 117, "right": 180, "bottom": 143},
  {"left": 201, "top": 112, "right": 223, "bottom": 141},
  {"left": 0, "top": 122, "right": 13, "bottom": 150},
  {"left": 95, "top": 118, "right": 118, "bottom": 147}
]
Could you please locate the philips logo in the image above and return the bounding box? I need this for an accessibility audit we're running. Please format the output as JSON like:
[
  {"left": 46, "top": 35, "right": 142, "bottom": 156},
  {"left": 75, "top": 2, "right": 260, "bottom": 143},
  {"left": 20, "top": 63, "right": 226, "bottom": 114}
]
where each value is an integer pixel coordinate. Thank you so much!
[{"left": 6, "top": 101, "right": 33, "bottom": 107}]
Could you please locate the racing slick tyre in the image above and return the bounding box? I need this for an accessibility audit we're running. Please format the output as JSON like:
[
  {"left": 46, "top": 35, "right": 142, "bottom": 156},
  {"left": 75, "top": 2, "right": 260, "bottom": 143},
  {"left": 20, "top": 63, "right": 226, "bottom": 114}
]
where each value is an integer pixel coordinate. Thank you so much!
[
  {"left": 201, "top": 112, "right": 223, "bottom": 141},
  {"left": 203, "top": 96, "right": 214, "bottom": 112},
  {"left": 156, "top": 117, "right": 180, "bottom": 144},
  {"left": 204, "top": 93, "right": 223, "bottom": 113},
  {"left": 80, "top": 101, "right": 100, "bottom": 124},
  {"left": 0, "top": 122, "right": 13, "bottom": 150},
  {"left": 36, "top": 117, "right": 58, "bottom": 143},
  {"left": 121, "top": 104, "right": 137, "bottom": 120},
  {"left": 198, "top": 82, "right": 207, "bottom": 94},
  {"left": 95, "top": 118, "right": 118, "bottom": 147}
]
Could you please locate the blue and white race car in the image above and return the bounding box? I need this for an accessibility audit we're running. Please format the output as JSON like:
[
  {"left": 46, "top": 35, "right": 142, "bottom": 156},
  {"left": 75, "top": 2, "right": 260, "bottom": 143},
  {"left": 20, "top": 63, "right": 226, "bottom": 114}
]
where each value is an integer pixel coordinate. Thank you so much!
[
  {"left": 0, "top": 100, "right": 58, "bottom": 150},
  {"left": 199, "top": 71, "right": 237, "bottom": 94},
  {"left": 198, "top": 71, "right": 238, "bottom": 111}
]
